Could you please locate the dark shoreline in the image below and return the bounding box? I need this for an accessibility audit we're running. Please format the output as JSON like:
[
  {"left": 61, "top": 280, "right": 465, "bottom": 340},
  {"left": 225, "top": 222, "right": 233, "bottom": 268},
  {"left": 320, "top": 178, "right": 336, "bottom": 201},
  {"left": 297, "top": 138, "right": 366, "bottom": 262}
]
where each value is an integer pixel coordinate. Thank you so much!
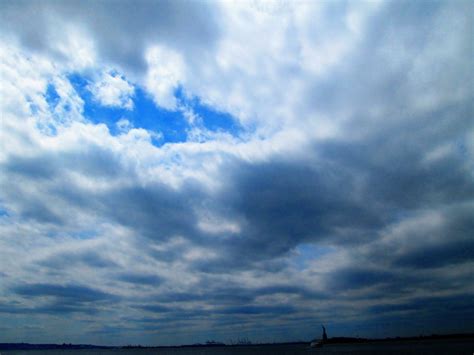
[{"left": 1, "top": 333, "right": 473, "bottom": 350}]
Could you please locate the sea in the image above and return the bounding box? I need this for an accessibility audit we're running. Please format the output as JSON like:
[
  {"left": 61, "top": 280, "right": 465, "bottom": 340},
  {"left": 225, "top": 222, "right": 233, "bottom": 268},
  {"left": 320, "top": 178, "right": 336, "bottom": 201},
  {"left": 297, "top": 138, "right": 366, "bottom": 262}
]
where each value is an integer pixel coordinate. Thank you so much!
[{"left": 1, "top": 339, "right": 474, "bottom": 355}]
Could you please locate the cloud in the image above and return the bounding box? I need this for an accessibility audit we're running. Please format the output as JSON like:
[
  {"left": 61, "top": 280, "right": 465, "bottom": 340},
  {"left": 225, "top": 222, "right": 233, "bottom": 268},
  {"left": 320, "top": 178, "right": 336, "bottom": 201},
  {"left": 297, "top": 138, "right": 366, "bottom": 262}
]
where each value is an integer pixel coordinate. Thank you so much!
[
  {"left": 38, "top": 250, "right": 117, "bottom": 269},
  {"left": 13, "top": 283, "right": 114, "bottom": 302},
  {"left": 145, "top": 46, "right": 185, "bottom": 110},
  {"left": 116, "top": 273, "right": 162, "bottom": 286},
  {"left": 88, "top": 71, "right": 135, "bottom": 109},
  {"left": 0, "top": 0, "right": 472, "bottom": 346},
  {"left": 0, "top": 0, "right": 220, "bottom": 73},
  {"left": 370, "top": 203, "right": 474, "bottom": 269},
  {"left": 5, "top": 283, "right": 119, "bottom": 316}
]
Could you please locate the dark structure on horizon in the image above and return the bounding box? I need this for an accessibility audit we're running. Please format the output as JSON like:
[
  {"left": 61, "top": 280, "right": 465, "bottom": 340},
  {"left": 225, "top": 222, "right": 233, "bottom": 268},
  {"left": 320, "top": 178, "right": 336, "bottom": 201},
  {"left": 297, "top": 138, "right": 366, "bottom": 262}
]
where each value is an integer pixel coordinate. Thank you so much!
[
  {"left": 322, "top": 325, "right": 328, "bottom": 341},
  {"left": 310, "top": 325, "right": 328, "bottom": 348}
]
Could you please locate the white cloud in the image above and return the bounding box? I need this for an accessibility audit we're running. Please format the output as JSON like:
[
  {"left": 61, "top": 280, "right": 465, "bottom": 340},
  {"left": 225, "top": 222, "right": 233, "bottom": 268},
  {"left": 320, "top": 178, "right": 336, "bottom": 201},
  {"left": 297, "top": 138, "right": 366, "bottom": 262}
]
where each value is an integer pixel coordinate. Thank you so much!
[
  {"left": 145, "top": 45, "right": 185, "bottom": 110},
  {"left": 52, "top": 24, "right": 96, "bottom": 69},
  {"left": 89, "top": 71, "right": 135, "bottom": 109},
  {"left": 116, "top": 118, "right": 133, "bottom": 132}
]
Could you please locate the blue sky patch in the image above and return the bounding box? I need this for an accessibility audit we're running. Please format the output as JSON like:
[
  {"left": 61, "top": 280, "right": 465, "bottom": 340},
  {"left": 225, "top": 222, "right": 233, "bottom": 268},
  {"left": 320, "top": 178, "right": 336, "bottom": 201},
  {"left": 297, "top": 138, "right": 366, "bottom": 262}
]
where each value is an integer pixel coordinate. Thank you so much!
[
  {"left": 0, "top": 207, "right": 9, "bottom": 218},
  {"left": 64, "top": 73, "right": 243, "bottom": 145},
  {"left": 45, "top": 83, "right": 61, "bottom": 110}
]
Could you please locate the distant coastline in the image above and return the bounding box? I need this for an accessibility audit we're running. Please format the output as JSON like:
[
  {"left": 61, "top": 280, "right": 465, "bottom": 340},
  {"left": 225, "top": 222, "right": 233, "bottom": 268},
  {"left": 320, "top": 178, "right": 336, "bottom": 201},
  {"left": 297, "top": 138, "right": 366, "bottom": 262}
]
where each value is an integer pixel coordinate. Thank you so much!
[{"left": 1, "top": 332, "right": 473, "bottom": 350}]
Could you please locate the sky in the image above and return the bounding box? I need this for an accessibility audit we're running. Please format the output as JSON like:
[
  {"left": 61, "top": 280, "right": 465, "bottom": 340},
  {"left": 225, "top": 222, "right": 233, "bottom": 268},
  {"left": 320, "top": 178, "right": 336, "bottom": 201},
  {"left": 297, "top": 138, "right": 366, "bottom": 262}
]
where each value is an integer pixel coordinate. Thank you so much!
[{"left": 0, "top": 0, "right": 473, "bottom": 346}]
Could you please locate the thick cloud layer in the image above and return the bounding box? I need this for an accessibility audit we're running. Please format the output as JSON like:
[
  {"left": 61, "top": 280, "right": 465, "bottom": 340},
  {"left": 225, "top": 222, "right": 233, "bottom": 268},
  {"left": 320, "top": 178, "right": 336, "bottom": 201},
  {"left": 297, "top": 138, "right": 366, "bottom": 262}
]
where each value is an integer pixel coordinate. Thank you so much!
[
  {"left": 0, "top": 0, "right": 473, "bottom": 346},
  {"left": 0, "top": 0, "right": 219, "bottom": 72}
]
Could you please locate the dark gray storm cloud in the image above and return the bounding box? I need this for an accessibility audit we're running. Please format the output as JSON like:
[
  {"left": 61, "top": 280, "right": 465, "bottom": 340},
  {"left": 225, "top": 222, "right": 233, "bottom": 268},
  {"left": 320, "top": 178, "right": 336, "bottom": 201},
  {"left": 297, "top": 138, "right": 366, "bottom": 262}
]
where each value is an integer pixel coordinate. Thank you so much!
[{"left": 192, "top": 114, "right": 473, "bottom": 271}]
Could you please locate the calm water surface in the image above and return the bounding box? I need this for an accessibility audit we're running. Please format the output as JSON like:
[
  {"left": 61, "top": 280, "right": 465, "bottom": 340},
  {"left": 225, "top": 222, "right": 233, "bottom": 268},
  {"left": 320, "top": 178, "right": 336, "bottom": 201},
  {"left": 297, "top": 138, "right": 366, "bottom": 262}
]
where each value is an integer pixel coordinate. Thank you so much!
[{"left": 2, "top": 340, "right": 474, "bottom": 355}]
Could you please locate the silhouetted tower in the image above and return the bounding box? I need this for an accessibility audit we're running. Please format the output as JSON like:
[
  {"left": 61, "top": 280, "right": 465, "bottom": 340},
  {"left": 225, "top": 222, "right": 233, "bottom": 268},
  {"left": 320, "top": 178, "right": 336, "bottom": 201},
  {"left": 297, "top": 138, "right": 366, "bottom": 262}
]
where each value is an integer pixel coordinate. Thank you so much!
[{"left": 322, "top": 325, "right": 328, "bottom": 341}]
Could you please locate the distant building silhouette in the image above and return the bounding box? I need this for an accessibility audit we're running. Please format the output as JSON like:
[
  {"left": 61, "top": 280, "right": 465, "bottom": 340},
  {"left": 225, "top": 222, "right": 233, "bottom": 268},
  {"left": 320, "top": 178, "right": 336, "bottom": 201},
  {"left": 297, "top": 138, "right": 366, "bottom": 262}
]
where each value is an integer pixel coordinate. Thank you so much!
[
  {"left": 310, "top": 325, "right": 328, "bottom": 348},
  {"left": 322, "top": 325, "right": 328, "bottom": 341}
]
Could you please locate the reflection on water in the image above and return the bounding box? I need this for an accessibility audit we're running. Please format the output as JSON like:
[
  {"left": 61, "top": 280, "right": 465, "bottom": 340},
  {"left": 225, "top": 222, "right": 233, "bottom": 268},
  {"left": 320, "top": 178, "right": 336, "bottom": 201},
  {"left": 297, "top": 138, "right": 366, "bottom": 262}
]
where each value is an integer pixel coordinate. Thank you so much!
[{"left": 2, "top": 340, "right": 474, "bottom": 355}]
